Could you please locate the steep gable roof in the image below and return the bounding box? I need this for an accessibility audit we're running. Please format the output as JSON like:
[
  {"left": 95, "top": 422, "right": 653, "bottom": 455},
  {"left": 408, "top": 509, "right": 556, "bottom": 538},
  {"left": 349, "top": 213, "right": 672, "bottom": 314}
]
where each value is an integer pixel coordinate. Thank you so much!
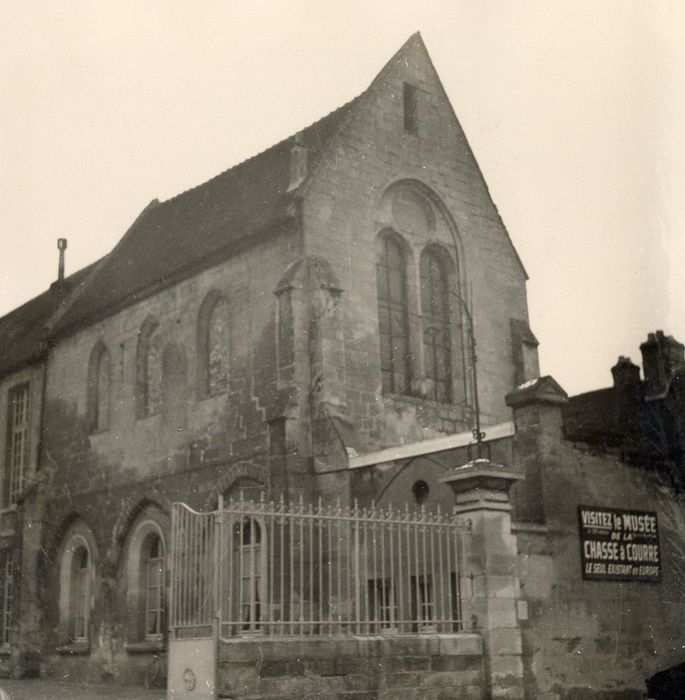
[
  {"left": 47, "top": 31, "right": 526, "bottom": 336},
  {"left": 51, "top": 96, "right": 361, "bottom": 336}
]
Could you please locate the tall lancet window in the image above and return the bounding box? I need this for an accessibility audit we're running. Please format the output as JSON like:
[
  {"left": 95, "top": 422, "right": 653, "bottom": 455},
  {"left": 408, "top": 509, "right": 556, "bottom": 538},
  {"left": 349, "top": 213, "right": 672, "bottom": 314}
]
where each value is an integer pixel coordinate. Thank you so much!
[
  {"left": 377, "top": 233, "right": 411, "bottom": 395},
  {"left": 88, "top": 342, "right": 111, "bottom": 432},
  {"left": 197, "top": 292, "right": 230, "bottom": 399},
  {"left": 136, "top": 317, "right": 162, "bottom": 418},
  {"left": 420, "top": 248, "right": 451, "bottom": 403},
  {"left": 207, "top": 297, "right": 230, "bottom": 396}
]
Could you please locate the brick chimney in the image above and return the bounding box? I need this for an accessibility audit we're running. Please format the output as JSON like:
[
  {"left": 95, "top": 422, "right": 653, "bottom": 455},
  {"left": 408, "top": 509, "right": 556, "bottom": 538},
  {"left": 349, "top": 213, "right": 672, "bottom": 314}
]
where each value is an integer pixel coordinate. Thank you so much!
[
  {"left": 611, "top": 356, "right": 640, "bottom": 387},
  {"left": 640, "top": 331, "right": 685, "bottom": 398}
]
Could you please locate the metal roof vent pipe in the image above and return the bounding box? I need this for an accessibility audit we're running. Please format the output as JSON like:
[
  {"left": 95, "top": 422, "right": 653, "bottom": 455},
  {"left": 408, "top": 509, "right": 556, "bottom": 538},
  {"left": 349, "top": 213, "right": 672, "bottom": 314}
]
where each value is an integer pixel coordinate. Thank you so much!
[{"left": 57, "top": 238, "right": 67, "bottom": 282}]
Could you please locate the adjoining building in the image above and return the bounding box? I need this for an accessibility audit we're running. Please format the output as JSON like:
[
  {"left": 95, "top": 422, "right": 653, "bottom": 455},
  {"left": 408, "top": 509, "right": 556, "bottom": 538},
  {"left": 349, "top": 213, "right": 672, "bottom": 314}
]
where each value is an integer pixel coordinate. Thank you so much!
[{"left": 0, "top": 33, "right": 682, "bottom": 700}]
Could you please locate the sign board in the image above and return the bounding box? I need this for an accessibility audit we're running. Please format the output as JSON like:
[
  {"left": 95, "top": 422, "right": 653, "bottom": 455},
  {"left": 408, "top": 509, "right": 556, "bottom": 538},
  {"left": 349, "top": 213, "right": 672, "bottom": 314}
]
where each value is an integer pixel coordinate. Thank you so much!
[{"left": 578, "top": 506, "right": 661, "bottom": 583}]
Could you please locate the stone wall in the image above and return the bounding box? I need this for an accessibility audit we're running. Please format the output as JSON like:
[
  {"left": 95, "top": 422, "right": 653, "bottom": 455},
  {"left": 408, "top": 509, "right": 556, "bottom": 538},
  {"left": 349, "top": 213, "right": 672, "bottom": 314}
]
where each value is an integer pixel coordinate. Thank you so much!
[
  {"left": 509, "top": 392, "right": 685, "bottom": 699},
  {"left": 36, "top": 225, "right": 302, "bottom": 685},
  {"left": 23, "top": 36, "right": 543, "bottom": 690},
  {"left": 217, "top": 634, "right": 484, "bottom": 700},
  {"left": 301, "top": 35, "right": 536, "bottom": 449}
]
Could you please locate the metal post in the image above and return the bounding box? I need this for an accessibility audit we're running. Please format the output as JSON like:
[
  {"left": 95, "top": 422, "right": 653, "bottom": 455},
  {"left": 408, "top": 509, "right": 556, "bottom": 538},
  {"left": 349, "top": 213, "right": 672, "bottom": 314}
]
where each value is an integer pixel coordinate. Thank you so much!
[{"left": 448, "top": 291, "right": 489, "bottom": 460}]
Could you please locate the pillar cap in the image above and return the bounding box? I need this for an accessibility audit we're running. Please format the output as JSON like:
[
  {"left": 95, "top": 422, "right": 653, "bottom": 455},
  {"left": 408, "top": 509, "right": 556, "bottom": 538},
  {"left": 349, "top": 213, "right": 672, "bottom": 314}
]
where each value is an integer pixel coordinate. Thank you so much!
[
  {"left": 440, "top": 458, "right": 523, "bottom": 513},
  {"left": 439, "top": 458, "right": 524, "bottom": 487},
  {"left": 505, "top": 375, "right": 568, "bottom": 408}
]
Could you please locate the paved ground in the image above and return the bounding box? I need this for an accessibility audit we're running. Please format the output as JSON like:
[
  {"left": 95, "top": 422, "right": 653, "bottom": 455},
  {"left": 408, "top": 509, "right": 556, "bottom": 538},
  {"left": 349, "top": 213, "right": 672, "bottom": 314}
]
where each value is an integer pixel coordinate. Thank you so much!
[{"left": 0, "top": 678, "right": 166, "bottom": 700}]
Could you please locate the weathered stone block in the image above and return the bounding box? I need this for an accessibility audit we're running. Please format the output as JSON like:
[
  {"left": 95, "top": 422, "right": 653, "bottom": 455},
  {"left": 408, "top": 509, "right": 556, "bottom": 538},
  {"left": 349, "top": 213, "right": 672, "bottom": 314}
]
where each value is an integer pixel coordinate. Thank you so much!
[
  {"left": 437, "top": 633, "right": 483, "bottom": 657},
  {"left": 487, "top": 628, "right": 523, "bottom": 656}
]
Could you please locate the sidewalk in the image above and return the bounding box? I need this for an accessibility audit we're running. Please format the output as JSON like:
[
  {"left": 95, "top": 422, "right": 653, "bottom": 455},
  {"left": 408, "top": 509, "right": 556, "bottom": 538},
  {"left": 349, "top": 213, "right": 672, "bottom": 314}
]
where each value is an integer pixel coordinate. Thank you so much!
[{"left": 0, "top": 678, "right": 166, "bottom": 700}]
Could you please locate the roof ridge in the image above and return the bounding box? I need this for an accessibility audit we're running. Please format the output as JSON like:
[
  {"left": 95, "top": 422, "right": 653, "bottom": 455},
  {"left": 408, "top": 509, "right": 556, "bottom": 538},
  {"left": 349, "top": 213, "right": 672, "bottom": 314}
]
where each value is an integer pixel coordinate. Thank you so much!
[
  {"left": 0, "top": 257, "right": 102, "bottom": 328},
  {"left": 160, "top": 94, "right": 363, "bottom": 207},
  {"left": 42, "top": 33, "right": 431, "bottom": 338}
]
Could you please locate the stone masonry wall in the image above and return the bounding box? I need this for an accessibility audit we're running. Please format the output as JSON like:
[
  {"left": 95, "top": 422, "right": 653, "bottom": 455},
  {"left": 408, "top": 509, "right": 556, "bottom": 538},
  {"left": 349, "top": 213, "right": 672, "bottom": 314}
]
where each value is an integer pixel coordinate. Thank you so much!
[
  {"left": 38, "top": 225, "right": 303, "bottom": 684},
  {"left": 0, "top": 364, "right": 44, "bottom": 671},
  {"left": 302, "top": 36, "right": 534, "bottom": 453},
  {"left": 512, "top": 400, "right": 685, "bottom": 699},
  {"left": 217, "top": 634, "right": 484, "bottom": 700}
]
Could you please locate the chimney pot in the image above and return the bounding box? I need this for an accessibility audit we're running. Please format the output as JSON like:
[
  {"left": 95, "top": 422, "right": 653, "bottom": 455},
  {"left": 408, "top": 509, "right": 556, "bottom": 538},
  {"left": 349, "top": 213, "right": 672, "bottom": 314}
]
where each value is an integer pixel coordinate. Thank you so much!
[
  {"left": 640, "top": 331, "right": 685, "bottom": 397},
  {"left": 611, "top": 356, "right": 640, "bottom": 387}
]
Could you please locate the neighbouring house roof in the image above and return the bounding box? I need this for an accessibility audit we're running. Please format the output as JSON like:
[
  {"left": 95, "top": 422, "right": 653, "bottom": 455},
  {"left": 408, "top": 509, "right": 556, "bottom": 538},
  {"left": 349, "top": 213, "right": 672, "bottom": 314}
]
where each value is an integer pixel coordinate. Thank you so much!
[
  {"left": 563, "top": 387, "right": 624, "bottom": 441},
  {"left": 0, "top": 262, "right": 99, "bottom": 378},
  {"left": 50, "top": 95, "right": 361, "bottom": 337},
  {"left": 563, "top": 369, "right": 684, "bottom": 489}
]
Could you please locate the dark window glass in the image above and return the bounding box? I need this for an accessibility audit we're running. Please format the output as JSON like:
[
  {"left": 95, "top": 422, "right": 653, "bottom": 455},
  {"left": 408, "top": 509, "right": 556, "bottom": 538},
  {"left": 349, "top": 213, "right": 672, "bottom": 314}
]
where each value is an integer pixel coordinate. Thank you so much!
[
  {"left": 95, "top": 348, "right": 110, "bottom": 431},
  {"left": 420, "top": 250, "right": 451, "bottom": 402},
  {"left": 0, "top": 550, "right": 14, "bottom": 647},
  {"left": 5, "top": 384, "right": 29, "bottom": 507},
  {"left": 377, "top": 236, "right": 411, "bottom": 394},
  {"left": 207, "top": 297, "right": 230, "bottom": 396},
  {"left": 146, "top": 334, "right": 163, "bottom": 416},
  {"left": 144, "top": 535, "right": 165, "bottom": 639},
  {"left": 403, "top": 83, "right": 418, "bottom": 134}
]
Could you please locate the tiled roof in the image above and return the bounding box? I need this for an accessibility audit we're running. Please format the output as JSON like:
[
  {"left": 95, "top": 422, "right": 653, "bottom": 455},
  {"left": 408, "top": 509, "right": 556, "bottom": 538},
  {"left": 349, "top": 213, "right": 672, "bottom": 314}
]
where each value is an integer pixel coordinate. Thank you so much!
[
  {"left": 0, "top": 262, "right": 99, "bottom": 377},
  {"left": 52, "top": 96, "right": 361, "bottom": 336},
  {"left": 562, "top": 387, "right": 626, "bottom": 442}
]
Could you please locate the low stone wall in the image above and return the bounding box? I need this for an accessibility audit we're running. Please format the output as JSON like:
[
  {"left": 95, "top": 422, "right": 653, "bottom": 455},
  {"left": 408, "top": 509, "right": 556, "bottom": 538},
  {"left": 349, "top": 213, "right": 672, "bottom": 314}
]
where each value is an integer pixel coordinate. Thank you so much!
[
  {"left": 218, "top": 634, "right": 484, "bottom": 699},
  {"left": 43, "top": 644, "right": 167, "bottom": 689}
]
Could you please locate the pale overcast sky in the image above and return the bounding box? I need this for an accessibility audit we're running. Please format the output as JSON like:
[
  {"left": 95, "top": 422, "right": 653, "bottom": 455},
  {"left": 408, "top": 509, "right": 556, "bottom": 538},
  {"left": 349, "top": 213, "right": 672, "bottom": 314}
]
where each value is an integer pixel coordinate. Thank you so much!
[{"left": 1, "top": 1, "right": 683, "bottom": 396}]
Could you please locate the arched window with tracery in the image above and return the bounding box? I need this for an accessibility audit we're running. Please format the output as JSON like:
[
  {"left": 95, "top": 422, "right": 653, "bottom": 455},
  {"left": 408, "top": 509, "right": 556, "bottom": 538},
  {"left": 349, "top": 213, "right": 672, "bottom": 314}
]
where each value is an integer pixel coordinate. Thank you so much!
[
  {"left": 376, "top": 233, "right": 411, "bottom": 395},
  {"left": 136, "top": 317, "right": 162, "bottom": 418},
  {"left": 197, "top": 292, "right": 230, "bottom": 399},
  {"left": 420, "top": 248, "right": 452, "bottom": 403},
  {"left": 87, "top": 342, "right": 111, "bottom": 432}
]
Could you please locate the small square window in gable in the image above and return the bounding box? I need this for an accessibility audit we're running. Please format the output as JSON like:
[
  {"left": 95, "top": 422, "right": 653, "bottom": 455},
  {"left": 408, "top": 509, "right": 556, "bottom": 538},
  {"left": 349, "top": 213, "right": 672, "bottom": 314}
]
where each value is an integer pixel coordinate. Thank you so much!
[{"left": 403, "top": 82, "right": 418, "bottom": 135}]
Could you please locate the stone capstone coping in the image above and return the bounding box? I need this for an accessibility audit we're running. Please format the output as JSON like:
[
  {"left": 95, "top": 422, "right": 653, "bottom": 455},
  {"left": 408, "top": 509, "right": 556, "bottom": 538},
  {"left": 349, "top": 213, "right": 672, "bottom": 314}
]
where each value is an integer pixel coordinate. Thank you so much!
[{"left": 218, "top": 633, "right": 483, "bottom": 663}]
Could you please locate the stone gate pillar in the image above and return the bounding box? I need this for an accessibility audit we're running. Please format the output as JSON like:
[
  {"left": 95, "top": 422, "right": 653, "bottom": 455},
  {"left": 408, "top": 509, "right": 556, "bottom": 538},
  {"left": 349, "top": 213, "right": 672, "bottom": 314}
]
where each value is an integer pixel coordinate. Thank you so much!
[{"left": 441, "top": 457, "right": 525, "bottom": 699}]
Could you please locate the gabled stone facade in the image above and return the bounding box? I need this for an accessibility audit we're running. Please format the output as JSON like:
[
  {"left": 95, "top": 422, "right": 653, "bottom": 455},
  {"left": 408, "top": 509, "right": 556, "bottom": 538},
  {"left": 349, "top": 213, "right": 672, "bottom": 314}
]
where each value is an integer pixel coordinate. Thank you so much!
[
  {"left": 1, "top": 32, "right": 681, "bottom": 700},
  {"left": 0, "top": 34, "right": 539, "bottom": 689}
]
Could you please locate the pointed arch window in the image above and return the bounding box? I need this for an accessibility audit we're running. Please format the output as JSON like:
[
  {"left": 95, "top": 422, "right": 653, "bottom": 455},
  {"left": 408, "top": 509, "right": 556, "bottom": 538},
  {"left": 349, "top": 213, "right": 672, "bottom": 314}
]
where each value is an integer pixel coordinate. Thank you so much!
[
  {"left": 136, "top": 318, "right": 162, "bottom": 418},
  {"left": 208, "top": 297, "right": 230, "bottom": 396},
  {"left": 420, "top": 248, "right": 451, "bottom": 403},
  {"left": 87, "top": 342, "right": 111, "bottom": 432},
  {"left": 197, "top": 293, "right": 230, "bottom": 399},
  {"left": 377, "top": 234, "right": 411, "bottom": 395}
]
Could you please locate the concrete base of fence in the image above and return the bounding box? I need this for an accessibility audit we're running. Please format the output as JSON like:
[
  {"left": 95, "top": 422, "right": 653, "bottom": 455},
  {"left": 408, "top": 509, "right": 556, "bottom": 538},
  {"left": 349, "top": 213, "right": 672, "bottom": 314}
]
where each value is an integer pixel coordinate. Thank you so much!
[{"left": 216, "top": 633, "right": 484, "bottom": 699}]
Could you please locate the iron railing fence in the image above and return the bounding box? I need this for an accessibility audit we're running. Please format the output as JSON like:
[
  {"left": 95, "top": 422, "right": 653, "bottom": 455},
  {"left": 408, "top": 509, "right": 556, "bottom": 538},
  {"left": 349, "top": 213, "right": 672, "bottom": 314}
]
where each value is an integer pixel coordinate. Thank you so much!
[{"left": 170, "top": 495, "right": 470, "bottom": 640}]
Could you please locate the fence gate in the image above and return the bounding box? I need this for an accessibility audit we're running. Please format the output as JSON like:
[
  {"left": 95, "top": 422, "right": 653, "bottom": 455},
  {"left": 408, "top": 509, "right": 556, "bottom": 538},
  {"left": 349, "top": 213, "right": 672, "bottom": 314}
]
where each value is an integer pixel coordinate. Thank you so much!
[{"left": 167, "top": 495, "right": 470, "bottom": 699}]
